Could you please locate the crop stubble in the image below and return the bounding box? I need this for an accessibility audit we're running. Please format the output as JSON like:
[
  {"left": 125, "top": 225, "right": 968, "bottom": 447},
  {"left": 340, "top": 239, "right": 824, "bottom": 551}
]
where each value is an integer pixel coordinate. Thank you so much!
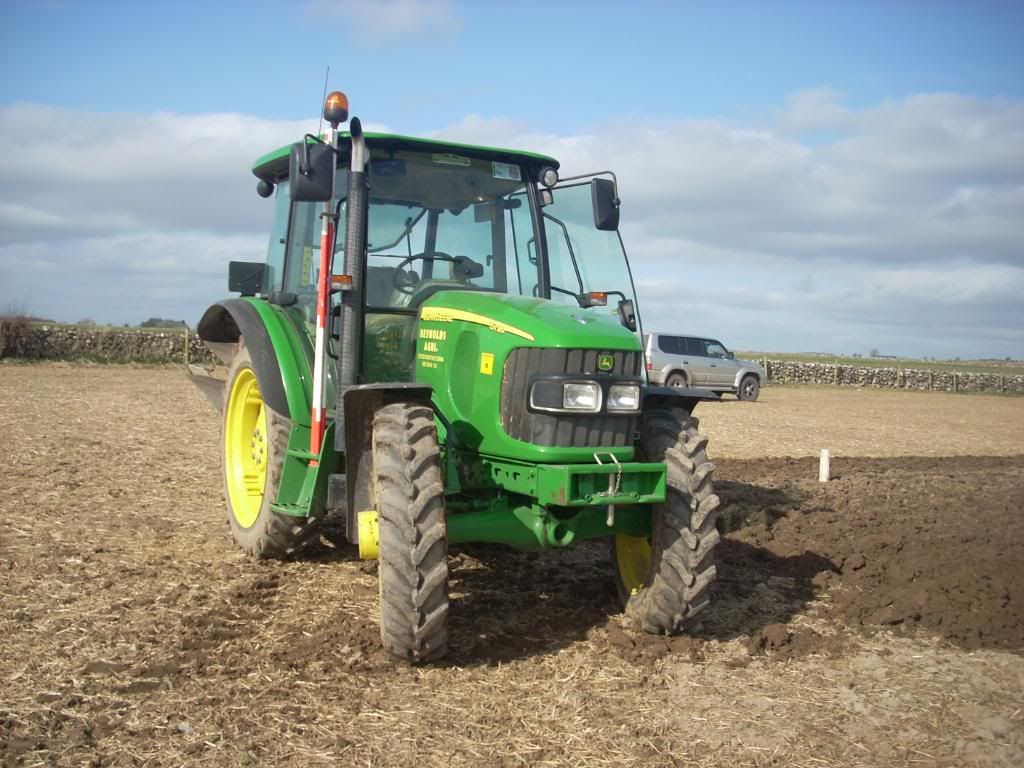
[{"left": 1, "top": 365, "right": 1022, "bottom": 767}]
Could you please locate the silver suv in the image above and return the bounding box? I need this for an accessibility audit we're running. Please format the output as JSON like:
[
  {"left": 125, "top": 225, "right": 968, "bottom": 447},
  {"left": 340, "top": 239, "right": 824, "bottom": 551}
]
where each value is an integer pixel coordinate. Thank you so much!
[{"left": 644, "top": 332, "right": 765, "bottom": 401}]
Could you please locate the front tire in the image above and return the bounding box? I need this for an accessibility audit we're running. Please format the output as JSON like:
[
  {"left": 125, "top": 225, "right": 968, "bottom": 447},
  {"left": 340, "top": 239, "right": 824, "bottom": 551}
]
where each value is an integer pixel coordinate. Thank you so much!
[
  {"left": 223, "top": 340, "right": 319, "bottom": 558},
  {"left": 613, "top": 408, "right": 720, "bottom": 633},
  {"left": 738, "top": 375, "right": 760, "bottom": 401},
  {"left": 373, "top": 403, "right": 449, "bottom": 663}
]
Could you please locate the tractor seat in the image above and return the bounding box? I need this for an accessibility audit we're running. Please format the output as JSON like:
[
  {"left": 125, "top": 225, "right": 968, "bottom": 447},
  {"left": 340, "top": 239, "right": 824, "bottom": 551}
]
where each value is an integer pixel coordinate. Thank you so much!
[{"left": 364, "top": 266, "right": 407, "bottom": 307}]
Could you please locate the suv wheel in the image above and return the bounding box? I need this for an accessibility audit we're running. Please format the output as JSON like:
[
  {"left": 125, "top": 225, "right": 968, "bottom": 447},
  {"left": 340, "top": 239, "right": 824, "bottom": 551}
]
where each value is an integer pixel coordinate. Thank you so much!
[
  {"left": 666, "top": 372, "right": 687, "bottom": 388},
  {"left": 738, "top": 375, "right": 760, "bottom": 401}
]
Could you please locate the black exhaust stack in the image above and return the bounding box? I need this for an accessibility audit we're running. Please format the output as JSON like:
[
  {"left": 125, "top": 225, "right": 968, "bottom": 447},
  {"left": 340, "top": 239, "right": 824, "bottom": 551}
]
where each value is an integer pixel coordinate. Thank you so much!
[{"left": 335, "top": 118, "right": 369, "bottom": 447}]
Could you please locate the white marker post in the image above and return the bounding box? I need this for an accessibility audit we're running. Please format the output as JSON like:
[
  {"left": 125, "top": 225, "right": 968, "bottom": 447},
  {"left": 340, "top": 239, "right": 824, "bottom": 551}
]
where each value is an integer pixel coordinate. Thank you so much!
[{"left": 819, "top": 449, "right": 831, "bottom": 482}]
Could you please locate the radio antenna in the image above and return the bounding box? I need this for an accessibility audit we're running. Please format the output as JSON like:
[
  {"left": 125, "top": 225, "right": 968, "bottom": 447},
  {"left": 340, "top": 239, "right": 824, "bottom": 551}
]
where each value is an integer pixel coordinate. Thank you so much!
[{"left": 316, "top": 66, "right": 330, "bottom": 138}]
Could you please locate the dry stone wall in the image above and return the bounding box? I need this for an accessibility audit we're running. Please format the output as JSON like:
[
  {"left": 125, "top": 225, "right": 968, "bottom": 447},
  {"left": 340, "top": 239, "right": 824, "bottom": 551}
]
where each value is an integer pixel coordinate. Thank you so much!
[
  {"left": 763, "top": 360, "right": 1024, "bottom": 394},
  {"left": 2, "top": 324, "right": 1021, "bottom": 395},
  {"left": 0, "top": 324, "right": 216, "bottom": 365}
]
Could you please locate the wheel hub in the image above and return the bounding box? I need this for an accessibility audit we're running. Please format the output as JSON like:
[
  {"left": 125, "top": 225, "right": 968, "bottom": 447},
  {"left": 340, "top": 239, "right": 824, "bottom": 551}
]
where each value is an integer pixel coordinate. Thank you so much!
[{"left": 224, "top": 368, "right": 268, "bottom": 528}]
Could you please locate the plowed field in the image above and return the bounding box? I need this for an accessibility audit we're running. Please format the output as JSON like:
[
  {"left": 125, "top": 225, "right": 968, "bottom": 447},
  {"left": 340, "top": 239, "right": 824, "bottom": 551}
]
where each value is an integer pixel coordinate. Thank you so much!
[{"left": 1, "top": 365, "right": 1022, "bottom": 767}]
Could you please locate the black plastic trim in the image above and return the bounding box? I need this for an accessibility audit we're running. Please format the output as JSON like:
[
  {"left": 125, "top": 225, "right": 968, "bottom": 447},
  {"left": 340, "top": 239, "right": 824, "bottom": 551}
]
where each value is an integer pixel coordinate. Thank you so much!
[
  {"left": 196, "top": 299, "right": 289, "bottom": 418},
  {"left": 641, "top": 385, "right": 720, "bottom": 416}
]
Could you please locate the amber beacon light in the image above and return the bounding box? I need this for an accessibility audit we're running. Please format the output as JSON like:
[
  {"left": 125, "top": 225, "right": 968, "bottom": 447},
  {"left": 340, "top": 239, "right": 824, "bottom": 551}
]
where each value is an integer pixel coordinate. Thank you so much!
[{"left": 323, "top": 91, "right": 349, "bottom": 127}]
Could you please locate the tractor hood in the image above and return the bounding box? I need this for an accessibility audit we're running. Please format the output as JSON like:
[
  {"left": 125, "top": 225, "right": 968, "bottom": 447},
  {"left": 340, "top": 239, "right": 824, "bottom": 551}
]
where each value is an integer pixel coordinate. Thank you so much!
[
  {"left": 418, "top": 290, "right": 641, "bottom": 352},
  {"left": 414, "top": 290, "right": 643, "bottom": 464}
]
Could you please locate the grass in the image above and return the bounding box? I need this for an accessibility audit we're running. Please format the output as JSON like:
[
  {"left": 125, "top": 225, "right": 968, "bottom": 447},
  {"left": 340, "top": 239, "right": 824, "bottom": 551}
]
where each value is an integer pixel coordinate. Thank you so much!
[{"left": 736, "top": 350, "right": 1024, "bottom": 377}]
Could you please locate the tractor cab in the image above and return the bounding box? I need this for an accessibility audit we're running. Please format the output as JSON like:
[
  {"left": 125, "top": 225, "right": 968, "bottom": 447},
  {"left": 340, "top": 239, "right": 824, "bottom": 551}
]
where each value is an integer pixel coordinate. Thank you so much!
[{"left": 248, "top": 133, "right": 639, "bottom": 387}]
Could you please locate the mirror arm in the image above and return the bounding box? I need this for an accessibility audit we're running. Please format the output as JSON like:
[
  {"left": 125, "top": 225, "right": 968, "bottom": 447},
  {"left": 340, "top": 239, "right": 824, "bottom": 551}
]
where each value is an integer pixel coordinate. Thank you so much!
[
  {"left": 555, "top": 169, "right": 619, "bottom": 200},
  {"left": 299, "top": 133, "right": 347, "bottom": 178}
]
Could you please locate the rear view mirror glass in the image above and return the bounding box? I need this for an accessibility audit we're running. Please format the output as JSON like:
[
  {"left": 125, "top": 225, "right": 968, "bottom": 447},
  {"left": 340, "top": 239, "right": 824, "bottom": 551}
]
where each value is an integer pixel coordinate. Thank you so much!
[
  {"left": 617, "top": 299, "right": 637, "bottom": 332},
  {"left": 228, "top": 261, "right": 266, "bottom": 296},
  {"left": 592, "top": 177, "right": 619, "bottom": 231},
  {"left": 288, "top": 141, "right": 335, "bottom": 202}
]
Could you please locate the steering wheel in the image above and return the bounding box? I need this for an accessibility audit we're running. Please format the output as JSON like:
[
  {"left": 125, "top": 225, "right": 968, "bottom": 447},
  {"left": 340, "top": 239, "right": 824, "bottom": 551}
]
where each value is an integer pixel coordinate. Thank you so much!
[
  {"left": 393, "top": 251, "right": 488, "bottom": 295},
  {"left": 392, "top": 251, "right": 457, "bottom": 295}
]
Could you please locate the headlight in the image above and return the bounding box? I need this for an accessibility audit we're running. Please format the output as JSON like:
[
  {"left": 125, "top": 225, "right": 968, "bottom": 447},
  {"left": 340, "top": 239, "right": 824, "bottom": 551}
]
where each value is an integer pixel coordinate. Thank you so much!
[
  {"left": 607, "top": 383, "right": 640, "bottom": 412},
  {"left": 562, "top": 382, "right": 601, "bottom": 412}
]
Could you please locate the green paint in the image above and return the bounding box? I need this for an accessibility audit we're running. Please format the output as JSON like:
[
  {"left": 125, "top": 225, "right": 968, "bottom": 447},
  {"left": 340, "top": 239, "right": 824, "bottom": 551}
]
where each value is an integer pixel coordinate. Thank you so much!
[
  {"left": 240, "top": 298, "right": 312, "bottom": 423},
  {"left": 415, "top": 290, "right": 642, "bottom": 463},
  {"left": 252, "top": 131, "right": 558, "bottom": 181},
  {"left": 447, "top": 497, "right": 651, "bottom": 551},
  {"left": 451, "top": 451, "right": 665, "bottom": 507},
  {"left": 237, "top": 298, "right": 340, "bottom": 517}
]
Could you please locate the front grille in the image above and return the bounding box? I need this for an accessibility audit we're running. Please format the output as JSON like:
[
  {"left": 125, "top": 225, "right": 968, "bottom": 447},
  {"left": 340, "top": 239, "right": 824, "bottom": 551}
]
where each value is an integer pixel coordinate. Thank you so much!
[{"left": 500, "top": 348, "right": 641, "bottom": 448}]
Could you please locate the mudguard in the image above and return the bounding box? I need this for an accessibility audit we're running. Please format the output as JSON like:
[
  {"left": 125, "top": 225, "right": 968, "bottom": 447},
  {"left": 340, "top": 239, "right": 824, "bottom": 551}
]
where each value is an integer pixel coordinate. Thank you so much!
[
  {"left": 195, "top": 298, "right": 324, "bottom": 519},
  {"left": 337, "top": 382, "right": 434, "bottom": 545},
  {"left": 642, "top": 385, "right": 720, "bottom": 415},
  {"left": 195, "top": 298, "right": 312, "bottom": 424}
]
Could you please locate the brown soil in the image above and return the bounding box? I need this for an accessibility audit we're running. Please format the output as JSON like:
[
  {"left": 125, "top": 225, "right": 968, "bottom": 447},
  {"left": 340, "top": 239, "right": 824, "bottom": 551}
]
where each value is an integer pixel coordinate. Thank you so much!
[
  {"left": 713, "top": 455, "right": 1024, "bottom": 653},
  {"left": 696, "top": 384, "right": 1024, "bottom": 458},
  {"left": 1, "top": 364, "right": 1023, "bottom": 767}
]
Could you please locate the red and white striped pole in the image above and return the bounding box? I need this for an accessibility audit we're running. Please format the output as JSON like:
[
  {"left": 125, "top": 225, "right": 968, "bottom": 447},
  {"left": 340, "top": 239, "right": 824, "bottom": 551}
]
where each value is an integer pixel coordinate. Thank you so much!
[
  {"left": 308, "top": 91, "right": 349, "bottom": 465},
  {"left": 309, "top": 151, "right": 335, "bottom": 465}
]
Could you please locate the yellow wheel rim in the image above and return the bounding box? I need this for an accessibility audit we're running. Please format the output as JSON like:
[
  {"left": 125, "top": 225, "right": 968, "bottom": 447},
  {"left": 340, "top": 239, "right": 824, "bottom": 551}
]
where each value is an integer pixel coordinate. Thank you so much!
[
  {"left": 224, "top": 367, "right": 268, "bottom": 529},
  {"left": 615, "top": 534, "right": 652, "bottom": 596}
]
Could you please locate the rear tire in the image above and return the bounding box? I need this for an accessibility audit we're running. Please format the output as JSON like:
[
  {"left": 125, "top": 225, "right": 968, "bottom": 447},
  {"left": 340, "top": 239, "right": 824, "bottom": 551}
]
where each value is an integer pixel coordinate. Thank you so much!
[
  {"left": 223, "top": 340, "right": 319, "bottom": 558},
  {"left": 613, "top": 408, "right": 720, "bottom": 633},
  {"left": 373, "top": 402, "right": 449, "bottom": 663},
  {"left": 738, "top": 375, "right": 760, "bottom": 401},
  {"left": 666, "top": 372, "right": 688, "bottom": 388}
]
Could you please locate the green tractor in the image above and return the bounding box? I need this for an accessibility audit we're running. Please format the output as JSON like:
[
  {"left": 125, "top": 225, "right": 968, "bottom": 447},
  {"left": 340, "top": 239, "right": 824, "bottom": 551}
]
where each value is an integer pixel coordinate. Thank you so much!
[{"left": 193, "top": 90, "right": 721, "bottom": 662}]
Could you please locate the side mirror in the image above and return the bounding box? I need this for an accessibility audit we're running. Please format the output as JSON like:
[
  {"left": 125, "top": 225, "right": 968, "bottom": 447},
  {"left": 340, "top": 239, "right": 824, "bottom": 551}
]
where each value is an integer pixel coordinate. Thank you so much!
[
  {"left": 288, "top": 141, "right": 335, "bottom": 202},
  {"left": 228, "top": 261, "right": 266, "bottom": 297},
  {"left": 727, "top": 351, "right": 735, "bottom": 360},
  {"left": 617, "top": 299, "right": 637, "bottom": 332},
  {"left": 592, "top": 177, "right": 620, "bottom": 231}
]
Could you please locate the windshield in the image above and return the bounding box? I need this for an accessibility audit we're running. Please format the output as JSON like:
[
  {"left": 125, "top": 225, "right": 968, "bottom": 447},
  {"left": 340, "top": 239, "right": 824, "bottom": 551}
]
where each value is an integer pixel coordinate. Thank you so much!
[
  {"left": 340, "top": 150, "right": 539, "bottom": 310},
  {"left": 542, "top": 181, "right": 641, "bottom": 334}
]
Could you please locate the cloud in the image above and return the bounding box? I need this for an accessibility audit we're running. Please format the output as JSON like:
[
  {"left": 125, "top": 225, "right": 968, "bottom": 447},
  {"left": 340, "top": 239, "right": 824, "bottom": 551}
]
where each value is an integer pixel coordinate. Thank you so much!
[
  {"left": 0, "top": 232, "right": 264, "bottom": 326},
  {"left": 0, "top": 104, "right": 318, "bottom": 245},
  {"left": 1, "top": 92, "right": 1021, "bottom": 357},
  {"left": 436, "top": 93, "right": 1024, "bottom": 267},
  {"left": 777, "top": 87, "right": 852, "bottom": 134},
  {"left": 305, "top": 0, "right": 459, "bottom": 43}
]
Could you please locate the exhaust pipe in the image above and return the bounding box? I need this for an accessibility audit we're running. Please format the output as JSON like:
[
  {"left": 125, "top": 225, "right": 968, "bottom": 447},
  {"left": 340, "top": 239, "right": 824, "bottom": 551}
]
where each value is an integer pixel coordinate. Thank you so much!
[{"left": 337, "top": 118, "right": 369, "bottom": 398}]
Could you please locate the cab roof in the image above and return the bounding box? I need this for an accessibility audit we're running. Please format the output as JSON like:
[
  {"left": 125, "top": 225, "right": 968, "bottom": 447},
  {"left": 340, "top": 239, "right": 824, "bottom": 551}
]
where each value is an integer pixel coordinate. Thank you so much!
[{"left": 252, "top": 131, "right": 559, "bottom": 181}]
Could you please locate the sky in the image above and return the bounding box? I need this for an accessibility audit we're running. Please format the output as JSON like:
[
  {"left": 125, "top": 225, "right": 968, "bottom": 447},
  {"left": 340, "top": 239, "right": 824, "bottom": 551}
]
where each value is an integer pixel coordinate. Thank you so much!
[{"left": 1, "top": 0, "right": 1022, "bottom": 359}]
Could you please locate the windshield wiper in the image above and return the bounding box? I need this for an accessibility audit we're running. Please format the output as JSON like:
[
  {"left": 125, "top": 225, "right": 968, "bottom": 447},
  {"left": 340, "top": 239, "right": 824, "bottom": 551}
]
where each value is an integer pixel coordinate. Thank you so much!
[
  {"left": 367, "top": 206, "right": 428, "bottom": 253},
  {"left": 542, "top": 212, "right": 585, "bottom": 297}
]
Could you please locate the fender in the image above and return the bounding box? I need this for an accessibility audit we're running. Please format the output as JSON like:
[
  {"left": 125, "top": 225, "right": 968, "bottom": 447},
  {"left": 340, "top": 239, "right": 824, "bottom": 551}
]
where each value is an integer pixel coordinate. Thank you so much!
[
  {"left": 335, "top": 382, "right": 433, "bottom": 545},
  {"left": 196, "top": 298, "right": 312, "bottom": 424},
  {"left": 731, "top": 369, "right": 762, "bottom": 389},
  {"left": 642, "top": 385, "right": 720, "bottom": 415}
]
